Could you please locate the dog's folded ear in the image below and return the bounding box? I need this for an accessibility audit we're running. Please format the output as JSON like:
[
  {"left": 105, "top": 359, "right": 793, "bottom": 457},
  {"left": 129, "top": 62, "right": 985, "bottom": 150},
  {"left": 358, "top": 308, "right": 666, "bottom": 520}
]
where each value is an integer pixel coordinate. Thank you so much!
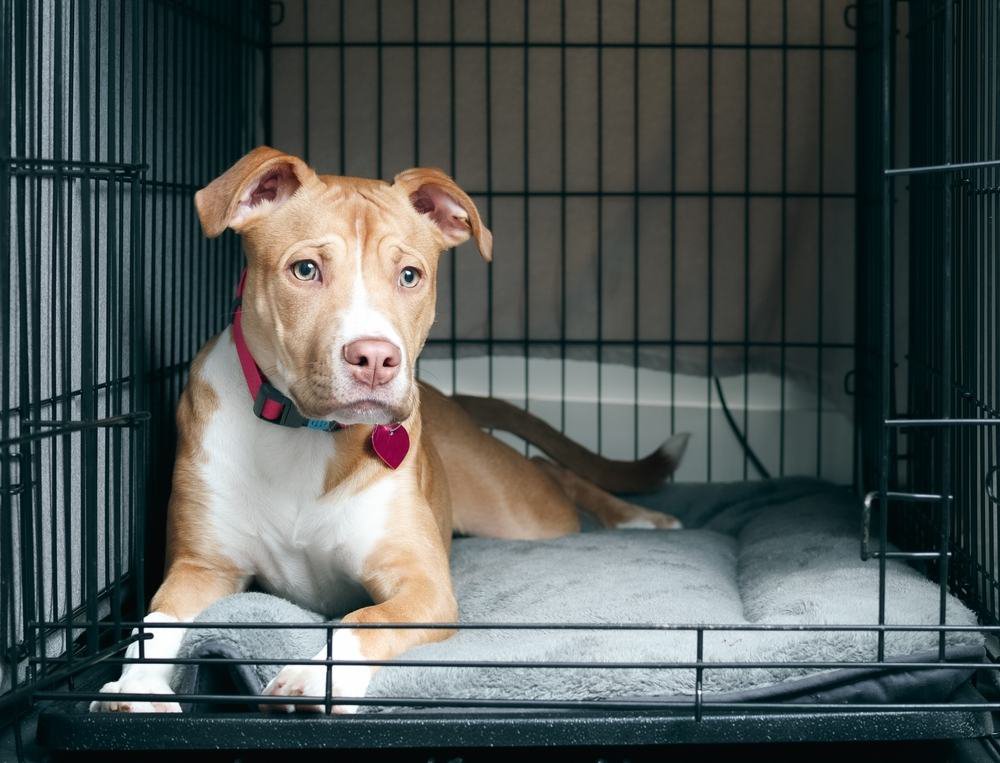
[
  {"left": 195, "top": 146, "right": 318, "bottom": 238},
  {"left": 393, "top": 168, "right": 493, "bottom": 262}
]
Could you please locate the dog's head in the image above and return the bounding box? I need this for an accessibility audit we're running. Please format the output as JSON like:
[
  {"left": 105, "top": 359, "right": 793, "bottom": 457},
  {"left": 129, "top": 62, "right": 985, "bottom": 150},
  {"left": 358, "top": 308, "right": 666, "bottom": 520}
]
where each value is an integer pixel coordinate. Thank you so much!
[{"left": 195, "top": 146, "right": 491, "bottom": 425}]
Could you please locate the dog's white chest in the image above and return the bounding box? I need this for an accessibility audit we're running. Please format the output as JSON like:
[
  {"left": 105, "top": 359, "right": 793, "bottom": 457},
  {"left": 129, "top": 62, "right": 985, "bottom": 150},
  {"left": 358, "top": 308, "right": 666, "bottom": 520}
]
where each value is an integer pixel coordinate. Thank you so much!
[{"left": 195, "top": 330, "right": 392, "bottom": 614}]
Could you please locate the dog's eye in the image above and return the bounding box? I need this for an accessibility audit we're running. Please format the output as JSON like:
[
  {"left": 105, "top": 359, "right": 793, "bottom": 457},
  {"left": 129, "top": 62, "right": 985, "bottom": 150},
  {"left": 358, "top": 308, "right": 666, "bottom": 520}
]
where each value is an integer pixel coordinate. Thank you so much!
[
  {"left": 399, "top": 266, "right": 421, "bottom": 289},
  {"left": 291, "top": 260, "right": 319, "bottom": 281}
]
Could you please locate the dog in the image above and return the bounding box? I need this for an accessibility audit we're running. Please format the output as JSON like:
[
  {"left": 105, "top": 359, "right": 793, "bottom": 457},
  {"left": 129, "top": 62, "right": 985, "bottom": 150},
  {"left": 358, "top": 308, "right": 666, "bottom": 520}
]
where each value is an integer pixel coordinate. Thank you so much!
[{"left": 90, "top": 146, "right": 688, "bottom": 714}]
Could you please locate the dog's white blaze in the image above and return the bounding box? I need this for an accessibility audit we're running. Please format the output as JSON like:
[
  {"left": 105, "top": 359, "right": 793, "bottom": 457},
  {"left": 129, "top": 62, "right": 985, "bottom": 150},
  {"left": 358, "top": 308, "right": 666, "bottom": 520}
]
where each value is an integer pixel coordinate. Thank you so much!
[
  {"left": 335, "top": 220, "right": 407, "bottom": 380},
  {"left": 198, "top": 329, "right": 392, "bottom": 615}
]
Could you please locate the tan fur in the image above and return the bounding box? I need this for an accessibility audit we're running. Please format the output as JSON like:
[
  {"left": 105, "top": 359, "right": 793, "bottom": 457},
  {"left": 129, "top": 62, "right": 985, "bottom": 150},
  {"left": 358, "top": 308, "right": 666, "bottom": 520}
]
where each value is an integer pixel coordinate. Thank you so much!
[
  {"left": 420, "top": 384, "right": 581, "bottom": 539},
  {"left": 145, "top": 147, "right": 682, "bottom": 710},
  {"left": 154, "top": 337, "right": 247, "bottom": 618},
  {"left": 392, "top": 167, "right": 493, "bottom": 260},
  {"left": 452, "top": 394, "right": 682, "bottom": 494},
  {"left": 531, "top": 458, "right": 681, "bottom": 530},
  {"left": 349, "top": 487, "right": 459, "bottom": 666}
]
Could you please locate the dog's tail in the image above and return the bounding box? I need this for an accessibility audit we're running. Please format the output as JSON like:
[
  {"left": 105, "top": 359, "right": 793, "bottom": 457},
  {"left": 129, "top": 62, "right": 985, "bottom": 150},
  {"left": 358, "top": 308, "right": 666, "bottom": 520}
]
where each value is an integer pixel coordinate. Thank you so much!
[{"left": 451, "top": 395, "right": 689, "bottom": 494}]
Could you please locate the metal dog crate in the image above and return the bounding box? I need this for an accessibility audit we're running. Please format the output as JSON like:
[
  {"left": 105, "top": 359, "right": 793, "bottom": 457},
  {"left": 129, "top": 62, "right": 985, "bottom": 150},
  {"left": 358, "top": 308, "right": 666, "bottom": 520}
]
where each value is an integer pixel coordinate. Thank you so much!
[{"left": 2, "top": 0, "right": 1000, "bottom": 758}]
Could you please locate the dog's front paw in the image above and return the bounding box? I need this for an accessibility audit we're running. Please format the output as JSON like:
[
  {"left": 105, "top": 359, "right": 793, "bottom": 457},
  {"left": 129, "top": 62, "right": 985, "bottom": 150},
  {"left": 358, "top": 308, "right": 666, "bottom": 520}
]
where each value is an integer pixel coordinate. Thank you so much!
[
  {"left": 261, "top": 634, "right": 374, "bottom": 715},
  {"left": 89, "top": 675, "right": 181, "bottom": 713},
  {"left": 262, "top": 663, "right": 373, "bottom": 715}
]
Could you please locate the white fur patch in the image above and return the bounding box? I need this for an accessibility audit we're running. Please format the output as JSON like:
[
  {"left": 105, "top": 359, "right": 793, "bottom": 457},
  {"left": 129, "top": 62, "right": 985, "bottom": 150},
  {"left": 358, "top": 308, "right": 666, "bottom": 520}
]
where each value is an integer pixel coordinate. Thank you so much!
[
  {"left": 89, "top": 612, "right": 185, "bottom": 713},
  {"left": 661, "top": 432, "right": 691, "bottom": 464},
  {"left": 616, "top": 518, "right": 658, "bottom": 530},
  {"left": 337, "top": 220, "right": 408, "bottom": 362},
  {"left": 335, "top": 219, "right": 408, "bottom": 393},
  {"left": 197, "top": 330, "right": 394, "bottom": 615},
  {"left": 326, "top": 628, "right": 375, "bottom": 712},
  {"left": 262, "top": 630, "right": 374, "bottom": 714}
]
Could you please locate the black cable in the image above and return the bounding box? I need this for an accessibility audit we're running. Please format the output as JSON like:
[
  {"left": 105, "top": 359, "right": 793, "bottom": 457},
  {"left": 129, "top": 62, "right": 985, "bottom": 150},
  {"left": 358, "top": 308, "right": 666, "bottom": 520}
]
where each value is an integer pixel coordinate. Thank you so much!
[{"left": 714, "top": 375, "right": 772, "bottom": 480}]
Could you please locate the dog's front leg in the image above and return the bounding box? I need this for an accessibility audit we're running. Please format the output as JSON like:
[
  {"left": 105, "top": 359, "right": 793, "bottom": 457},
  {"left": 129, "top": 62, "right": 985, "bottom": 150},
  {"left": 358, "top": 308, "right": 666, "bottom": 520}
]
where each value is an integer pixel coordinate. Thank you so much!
[
  {"left": 263, "top": 539, "right": 457, "bottom": 714},
  {"left": 90, "top": 559, "right": 246, "bottom": 712}
]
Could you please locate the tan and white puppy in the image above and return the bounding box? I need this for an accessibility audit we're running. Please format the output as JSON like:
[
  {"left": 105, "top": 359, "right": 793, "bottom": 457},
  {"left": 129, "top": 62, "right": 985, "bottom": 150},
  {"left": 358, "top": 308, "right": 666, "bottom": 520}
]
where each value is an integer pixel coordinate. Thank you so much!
[{"left": 90, "top": 146, "right": 687, "bottom": 714}]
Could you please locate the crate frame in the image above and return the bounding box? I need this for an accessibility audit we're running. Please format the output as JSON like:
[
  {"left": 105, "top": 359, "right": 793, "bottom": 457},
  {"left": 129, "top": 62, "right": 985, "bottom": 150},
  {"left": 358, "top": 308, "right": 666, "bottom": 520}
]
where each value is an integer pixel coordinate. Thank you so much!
[{"left": 1, "top": 0, "right": 999, "bottom": 757}]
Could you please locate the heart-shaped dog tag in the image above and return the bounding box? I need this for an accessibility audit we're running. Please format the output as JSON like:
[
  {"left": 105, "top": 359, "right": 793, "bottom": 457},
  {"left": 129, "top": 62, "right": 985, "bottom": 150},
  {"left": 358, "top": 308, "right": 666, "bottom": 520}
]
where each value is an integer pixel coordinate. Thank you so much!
[{"left": 371, "top": 424, "right": 410, "bottom": 469}]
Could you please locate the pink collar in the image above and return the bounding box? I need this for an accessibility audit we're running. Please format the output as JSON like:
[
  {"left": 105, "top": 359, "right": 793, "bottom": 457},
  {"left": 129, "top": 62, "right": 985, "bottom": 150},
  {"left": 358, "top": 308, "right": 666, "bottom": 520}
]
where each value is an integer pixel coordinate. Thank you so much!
[
  {"left": 230, "top": 270, "right": 410, "bottom": 468},
  {"left": 231, "top": 269, "right": 341, "bottom": 432}
]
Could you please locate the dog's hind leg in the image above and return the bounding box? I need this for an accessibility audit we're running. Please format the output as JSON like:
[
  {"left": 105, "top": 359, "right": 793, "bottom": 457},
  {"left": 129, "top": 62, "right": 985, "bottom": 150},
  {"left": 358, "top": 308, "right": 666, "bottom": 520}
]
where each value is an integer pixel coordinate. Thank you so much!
[
  {"left": 531, "top": 457, "right": 682, "bottom": 530},
  {"left": 453, "top": 394, "right": 689, "bottom": 494}
]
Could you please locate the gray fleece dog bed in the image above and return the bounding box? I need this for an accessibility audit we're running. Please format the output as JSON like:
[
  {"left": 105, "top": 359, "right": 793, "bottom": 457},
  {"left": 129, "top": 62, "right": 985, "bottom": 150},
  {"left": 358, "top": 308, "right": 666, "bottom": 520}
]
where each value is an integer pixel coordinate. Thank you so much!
[{"left": 173, "top": 478, "right": 984, "bottom": 712}]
